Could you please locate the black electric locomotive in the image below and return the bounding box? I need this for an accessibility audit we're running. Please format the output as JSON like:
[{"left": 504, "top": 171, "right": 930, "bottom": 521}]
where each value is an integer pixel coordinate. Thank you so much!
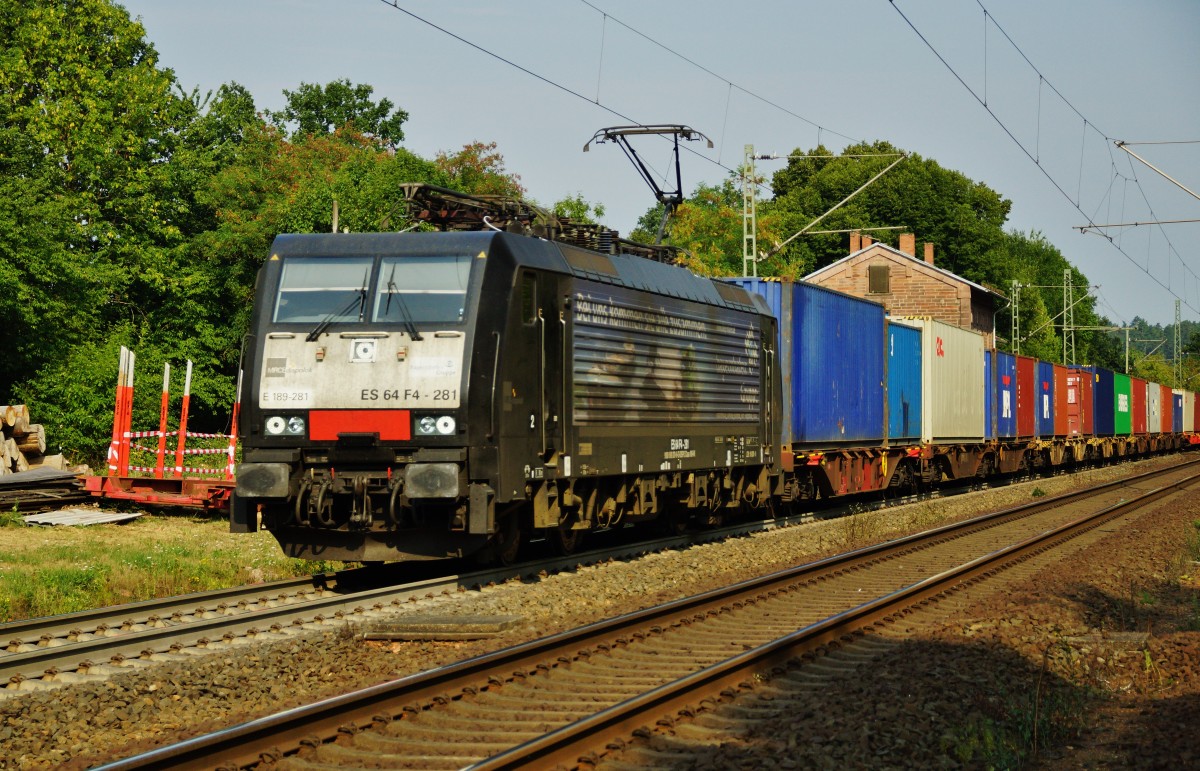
[{"left": 232, "top": 188, "right": 780, "bottom": 562}]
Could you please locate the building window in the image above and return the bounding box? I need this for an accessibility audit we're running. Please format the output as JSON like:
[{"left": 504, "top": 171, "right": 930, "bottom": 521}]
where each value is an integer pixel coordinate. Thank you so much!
[{"left": 868, "top": 264, "right": 890, "bottom": 294}]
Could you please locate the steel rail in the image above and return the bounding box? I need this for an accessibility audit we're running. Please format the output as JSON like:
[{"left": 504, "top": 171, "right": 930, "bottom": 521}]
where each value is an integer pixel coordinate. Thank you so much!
[
  {"left": 95, "top": 459, "right": 1200, "bottom": 770},
  {"left": 0, "top": 507, "right": 820, "bottom": 687},
  {"left": 469, "top": 465, "right": 1200, "bottom": 770},
  {"left": 0, "top": 573, "right": 335, "bottom": 646}
]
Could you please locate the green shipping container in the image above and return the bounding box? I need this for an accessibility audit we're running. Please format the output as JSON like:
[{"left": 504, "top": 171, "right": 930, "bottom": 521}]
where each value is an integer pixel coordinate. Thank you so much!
[{"left": 1114, "top": 373, "right": 1132, "bottom": 435}]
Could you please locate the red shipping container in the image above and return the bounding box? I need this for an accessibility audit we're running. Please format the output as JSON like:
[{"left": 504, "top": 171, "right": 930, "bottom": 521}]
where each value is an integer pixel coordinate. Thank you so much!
[
  {"left": 1016, "top": 355, "right": 1037, "bottom": 438},
  {"left": 1130, "top": 377, "right": 1148, "bottom": 434},
  {"left": 1160, "top": 384, "right": 1173, "bottom": 433},
  {"left": 1195, "top": 390, "right": 1200, "bottom": 435},
  {"left": 1065, "top": 368, "right": 1092, "bottom": 436},
  {"left": 1052, "top": 364, "right": 1070, "bottom": 436}
]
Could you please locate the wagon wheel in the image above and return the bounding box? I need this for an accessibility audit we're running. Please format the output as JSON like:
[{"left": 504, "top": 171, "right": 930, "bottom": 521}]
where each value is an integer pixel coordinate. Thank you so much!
[
  {"left": 489, "top": 510, "right": 524, "bottom": 566},
  {"left": 658, "top": 504, "right": 690, "bottom": 536},
  {"left": 547, "top": 521, "right": 584, "bottom": 556}
]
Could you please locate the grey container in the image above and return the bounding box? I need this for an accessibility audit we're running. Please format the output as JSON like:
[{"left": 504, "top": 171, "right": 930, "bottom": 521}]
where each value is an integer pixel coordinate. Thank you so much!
[{"left": 894, "top": 317, "right": 986, "bottom": 443}]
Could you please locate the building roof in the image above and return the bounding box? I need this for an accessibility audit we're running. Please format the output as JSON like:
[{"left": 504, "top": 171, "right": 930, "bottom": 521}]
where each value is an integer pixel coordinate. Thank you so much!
[{"left": 804, "top": 243, "right": 1007, "bottom": 301}]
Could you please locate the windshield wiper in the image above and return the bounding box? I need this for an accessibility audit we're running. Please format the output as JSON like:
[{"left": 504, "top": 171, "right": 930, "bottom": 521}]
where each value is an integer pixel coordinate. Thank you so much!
[
  {"left": 306, "top": 270, "right": 369, "bottom": 342},
  {"left": 385, "top": 263, "right": 423, "bottom": 341}
]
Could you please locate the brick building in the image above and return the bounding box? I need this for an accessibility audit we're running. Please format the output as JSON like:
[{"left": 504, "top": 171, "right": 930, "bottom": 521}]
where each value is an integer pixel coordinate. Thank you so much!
[{"left": 803, "top": 232, "right": 1004, "bottom": 349}]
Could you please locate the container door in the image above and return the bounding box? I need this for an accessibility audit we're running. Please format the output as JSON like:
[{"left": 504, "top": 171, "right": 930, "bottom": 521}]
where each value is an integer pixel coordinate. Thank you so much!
[
  {"left": 1130, "top": 378, "right": 1147, "bottom": 434},
  {"left": 1079, "top": 371, "right": 1094, "bottom": 435},
  {"left": 1145, "top": 382, "right": 1161, "bottom": 435},
  {"left": 1065, "top": 371, "right": 1082, "bottom": 436},
  {"left": 1053, "top": 364, "right": 1069, "bottom": 436},
  {"left": 1115, "top": 374, "right": 1133, "bottom": 435},
  {"left": 1036, "top": 361, "right": 1055, "bottom": 438},
  {"left": 1016, "top": 356, "right": 1036, "bottom": 438},
  {"left": 887, "top": 322, "right": 921, "bottom": 444},
  {"left": 996, "top": 353, "right": 1017, "bottom": 438}
]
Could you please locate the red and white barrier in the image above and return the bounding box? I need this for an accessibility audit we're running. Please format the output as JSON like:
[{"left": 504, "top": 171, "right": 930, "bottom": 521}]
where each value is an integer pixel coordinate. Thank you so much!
[{"left": 106, "top": 349, "right": 242, "bottom": 481}]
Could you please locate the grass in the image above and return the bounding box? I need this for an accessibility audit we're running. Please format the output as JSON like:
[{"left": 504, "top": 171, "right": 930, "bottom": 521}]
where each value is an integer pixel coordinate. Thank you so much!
[
  {"left": 0, "top": 509, "right": 343, "bottom": 622},
  {"left": 938, "top": 640, "right": 1096, "bottom": 768},
  {"left": 1177, "top": 519, "right": 1200, "bottom": 631}
]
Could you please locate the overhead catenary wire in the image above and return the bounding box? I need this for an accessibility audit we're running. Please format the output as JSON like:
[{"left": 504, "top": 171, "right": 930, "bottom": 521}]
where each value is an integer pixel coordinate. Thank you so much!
[
  {"left": 887, "top": 0, "right": 1200, "bottom": 317},
  {"left": 374, "top": 0, "right": 747, "bottom": 186},
  {"left": 576, "top": 0, "right": 862, "bottom": 146}
]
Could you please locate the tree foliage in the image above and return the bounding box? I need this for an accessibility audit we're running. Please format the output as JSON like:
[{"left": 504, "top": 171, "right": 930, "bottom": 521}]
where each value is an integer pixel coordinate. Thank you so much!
[
  {"left": 435, "top": 141, "right": 524, "bottom": 198},
  {"left": 0, "top": 1, "right": 447, "bottom": 463},
  {"left": 551, "top": 193, "right": 605, "bottom": 224},
  {"left": 266, "top": 79, "right": 408, "bottom": 148}
]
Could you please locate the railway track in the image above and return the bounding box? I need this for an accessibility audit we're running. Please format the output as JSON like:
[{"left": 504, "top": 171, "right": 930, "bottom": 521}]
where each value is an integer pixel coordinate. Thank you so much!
[
  {"left": 1, "top": 501, "right": 836, "bottom": 692},
  {"left": 0, "top": 455, "right": 1119, "bottom": 692},
  {"left": 97, "top": 457, "right": 1200, "bottom": 770}
]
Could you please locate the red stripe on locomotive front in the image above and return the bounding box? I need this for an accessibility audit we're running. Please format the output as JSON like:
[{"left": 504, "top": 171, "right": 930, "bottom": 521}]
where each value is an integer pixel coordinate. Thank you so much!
[{"left": 308, "top": 410, "right": 411, "bottom": 441}]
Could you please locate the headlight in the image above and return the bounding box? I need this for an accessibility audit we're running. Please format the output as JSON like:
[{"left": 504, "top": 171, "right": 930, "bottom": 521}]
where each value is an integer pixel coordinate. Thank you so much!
[
  {"left": 265, "top": 415, "right": 305, "bottom": 436},
  {"left": 415, "top": 415, "right": 456, "bottom": 435}
]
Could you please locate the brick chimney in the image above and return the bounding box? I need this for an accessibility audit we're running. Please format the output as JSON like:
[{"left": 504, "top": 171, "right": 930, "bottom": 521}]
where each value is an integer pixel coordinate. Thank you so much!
[
  {"left": 924, "top": 242, "right": 934, "bottom": 265},
  {"left": 862, "top": 235, "right": 873, "bottom": 248},
  {"left": 898, "top": 232, "right": 916, "bottom": 257},
  {"left": 849, "top": 231, "right": 861, "bottom": 253}
]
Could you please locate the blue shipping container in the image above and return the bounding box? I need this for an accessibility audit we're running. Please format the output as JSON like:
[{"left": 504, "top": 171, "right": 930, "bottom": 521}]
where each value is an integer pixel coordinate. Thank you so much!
[
  {"left": 1036, "top": 360, "right": 1055, "bottom": 437},
  {"left": 1091, "top": 366, "right": 1115, "bottom": 436},
  {"left": 887, "top": 320, "right": 922, "bottom": 444},
  {"left": 1174, "top": 393, "right": 1184, "bottom": 432},
  {"left": 995, "top": 351, "right": 1018, "bottom": 438},
  {"left": 729, "top": 278, "right": 886, "bottom": 447}
]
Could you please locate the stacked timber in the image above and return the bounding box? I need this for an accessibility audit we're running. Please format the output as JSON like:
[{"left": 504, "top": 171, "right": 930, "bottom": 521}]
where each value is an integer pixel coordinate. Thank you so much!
[
  {"left": 1, "top": 404, "right": 64, "bottom": 476},
  {"left": 0, "top": 405, "right": 85, "bottom": 512}
]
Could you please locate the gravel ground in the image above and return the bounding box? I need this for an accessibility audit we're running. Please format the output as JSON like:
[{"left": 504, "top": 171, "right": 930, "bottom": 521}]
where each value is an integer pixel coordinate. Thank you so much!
[{"left": 1, "top": 455, "right": 1197, "bottom": 769}]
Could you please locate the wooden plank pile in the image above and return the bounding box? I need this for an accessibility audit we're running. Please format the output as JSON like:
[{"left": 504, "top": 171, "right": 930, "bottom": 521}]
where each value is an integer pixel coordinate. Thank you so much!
[
  {"left": 0, "top": 405, "right": 88, "bottom": 513},
  {"left": 1, "top": 404, "right": 66, "bottom": 475}
]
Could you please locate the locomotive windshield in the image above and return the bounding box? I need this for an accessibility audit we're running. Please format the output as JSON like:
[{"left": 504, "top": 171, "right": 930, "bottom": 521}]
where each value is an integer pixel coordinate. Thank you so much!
[
  {"left": 271, "top": 254, "right": 474, "bottom": 326},
  {"left": 374, "top": 254, "right": 472, "bottom": 324},
  {"left": 273, "top": 258, "right": 373, "bottom": 324}
]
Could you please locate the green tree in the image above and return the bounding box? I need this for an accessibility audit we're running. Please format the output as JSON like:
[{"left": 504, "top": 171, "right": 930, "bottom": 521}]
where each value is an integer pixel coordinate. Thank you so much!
[
  {"left": 551, "top": 192, "right": 605, "bottom": 224},
  {"left": 0, "top": 0, "right": 188, "bottom": 422},
  {"left": 766, "top": 141, "right": 1013, "bottom": 286},
  {"left": 434, "top": 141, "right": 524, "bottom": 198},
  {"left": 266, "top": 79, "right": 408, "bottom": 147}
]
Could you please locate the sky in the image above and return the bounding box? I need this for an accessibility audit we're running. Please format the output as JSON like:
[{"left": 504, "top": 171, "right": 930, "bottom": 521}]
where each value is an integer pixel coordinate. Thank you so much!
[{"left": 118, "top": 0, "right": 1200, "bottom": 327}]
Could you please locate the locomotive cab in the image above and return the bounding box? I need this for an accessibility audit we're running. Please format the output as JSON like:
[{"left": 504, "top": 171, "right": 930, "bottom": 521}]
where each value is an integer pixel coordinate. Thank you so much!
[{"left": 234, "top": 232, "right": 503, "bottom": 561}]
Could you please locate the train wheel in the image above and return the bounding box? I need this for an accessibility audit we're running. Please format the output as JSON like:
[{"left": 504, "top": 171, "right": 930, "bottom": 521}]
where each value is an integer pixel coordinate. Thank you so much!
[
  {"left": 491, "top": 512, "right": 524, "bottom": 566},
  {"left": 548, "top": 523, "right": 584, "bottom": 556}
]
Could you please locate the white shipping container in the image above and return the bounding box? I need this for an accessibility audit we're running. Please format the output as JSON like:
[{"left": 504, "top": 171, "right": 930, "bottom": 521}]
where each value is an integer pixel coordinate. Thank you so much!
[
  {"left": 1146, "top": 382, "right": 1162, "bottom": 435},
  {"left": 1176, "top": 389, "right": 1195, "bottom": 432},
  {"left": 891, "top": 317, "right": 986, "bottom": 443}
]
